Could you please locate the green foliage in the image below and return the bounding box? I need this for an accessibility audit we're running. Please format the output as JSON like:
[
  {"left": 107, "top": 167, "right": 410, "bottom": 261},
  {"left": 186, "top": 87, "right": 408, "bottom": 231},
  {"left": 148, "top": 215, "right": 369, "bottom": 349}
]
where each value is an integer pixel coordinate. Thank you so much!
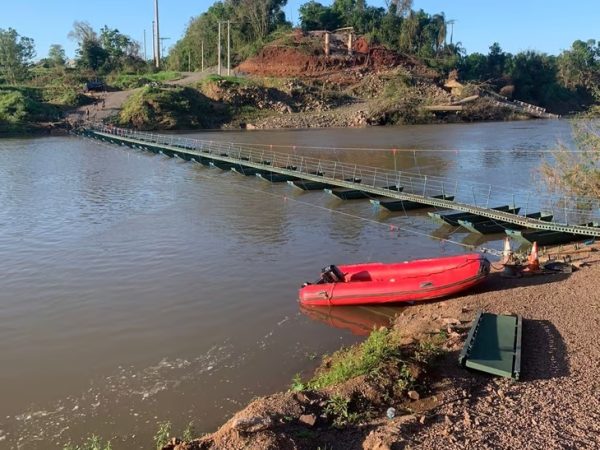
[
  {"left": 557, "top": 39, "right": 600, "bottom": 90},
  {"left": 118, "top": 85, "right": 221, "bottom": 130},
  {"left": 396, "top": 363, "right": 415, "bottom": 392},
  {"left": 290, "top": 373, "right": 306, "bottom": 392},
  {"left": 299, "top": 1, "right": 342, "bottom": 31},
  {"left": 324, "top": 394, "right": 360, "bottom": 428},
  {"left": 167, "top": 0, "right": 289, "bottom": 71},
  {"left": 0, "top": 86, "right": 60, "bottom": 124},
  {"left": 109, "top": 71, "right": 181, "bottom": 90},
  {"left": 70, "top": 21, "right": 144, "bottom": 74},
  {"left": 154, "top": 421, "right": 172, "bottom": 449},
  {"left": 308, "top": 327, "right": 397, "bottom": 389},
  {"left": 541, "top": 120, "right": 600, "bottom": 198},
  {"left": 0, "top": 27, "right": 35, "bottom": 84},
  {"left": 77, "top": 39, "right": 110, "bottom": 71},
  {"left": 182, "top": 421, "right": 195, "bottom": 442},
  {"left": 203, "top": 74, "right": 250, "bottom": 86},
  {"left": 62, "top": 435, "right": 112, "bottom": 450},
  {"left": 47, "top": 44, "right": 66, "bottom": 67}
]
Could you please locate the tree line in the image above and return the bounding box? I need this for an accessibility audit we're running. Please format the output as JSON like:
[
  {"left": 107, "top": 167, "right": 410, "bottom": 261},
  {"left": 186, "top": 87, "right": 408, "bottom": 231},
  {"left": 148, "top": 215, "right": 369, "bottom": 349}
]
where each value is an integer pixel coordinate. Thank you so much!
[
  {"left": 1, "top": 0, "right": 599, "bottom": 113},
  {"left": 166, "top": 0, "right": 599, "bottom": 113},
  {"left": 0, "top": 21, "right": 145, "bottom": 85}
]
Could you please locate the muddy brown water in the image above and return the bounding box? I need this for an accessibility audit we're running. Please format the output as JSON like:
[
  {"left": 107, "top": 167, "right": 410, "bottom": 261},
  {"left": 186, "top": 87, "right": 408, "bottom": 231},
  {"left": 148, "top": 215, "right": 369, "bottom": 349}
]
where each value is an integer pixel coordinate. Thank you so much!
[{"left": 0, "top": 121, "right": 573, "bottom": 448}]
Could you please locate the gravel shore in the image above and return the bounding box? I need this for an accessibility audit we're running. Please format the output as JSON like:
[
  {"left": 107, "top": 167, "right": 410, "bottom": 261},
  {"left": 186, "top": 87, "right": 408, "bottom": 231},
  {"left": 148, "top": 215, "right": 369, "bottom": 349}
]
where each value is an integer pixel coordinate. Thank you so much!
[{"left": 368, "top": 262, "right": 600, "bottom": 449}]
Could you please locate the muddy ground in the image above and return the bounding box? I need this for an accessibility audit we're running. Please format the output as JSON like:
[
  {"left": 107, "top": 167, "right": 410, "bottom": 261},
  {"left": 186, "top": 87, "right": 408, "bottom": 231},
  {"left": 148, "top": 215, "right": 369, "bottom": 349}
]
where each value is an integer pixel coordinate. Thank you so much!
[{"left": 162, "top": 244, "right": 600, "bottom": 449}]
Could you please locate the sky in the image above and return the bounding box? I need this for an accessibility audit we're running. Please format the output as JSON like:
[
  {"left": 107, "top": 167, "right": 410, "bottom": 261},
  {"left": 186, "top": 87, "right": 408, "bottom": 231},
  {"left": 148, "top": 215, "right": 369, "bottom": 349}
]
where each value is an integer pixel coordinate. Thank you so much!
[{"left": 0, "top": 0, "right": 598, "bottom": 60}]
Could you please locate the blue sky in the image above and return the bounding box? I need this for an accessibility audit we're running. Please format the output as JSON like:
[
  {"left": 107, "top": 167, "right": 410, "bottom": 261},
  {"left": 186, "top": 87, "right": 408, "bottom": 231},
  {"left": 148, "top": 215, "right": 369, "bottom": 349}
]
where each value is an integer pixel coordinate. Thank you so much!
[{"left": 0, "top": 0, "right": 598, "bottom": 60}]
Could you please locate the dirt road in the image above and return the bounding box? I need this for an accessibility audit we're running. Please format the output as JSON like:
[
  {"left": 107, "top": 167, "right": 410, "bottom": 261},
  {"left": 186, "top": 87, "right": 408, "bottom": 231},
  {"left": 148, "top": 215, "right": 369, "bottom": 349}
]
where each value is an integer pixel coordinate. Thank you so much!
[{"left": 68, "top": 70, "right": 216, "bottom": 124}]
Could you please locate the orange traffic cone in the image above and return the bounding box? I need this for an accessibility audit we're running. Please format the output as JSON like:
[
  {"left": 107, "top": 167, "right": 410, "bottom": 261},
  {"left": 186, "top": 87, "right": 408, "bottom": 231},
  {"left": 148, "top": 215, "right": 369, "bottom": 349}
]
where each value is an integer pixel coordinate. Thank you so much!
[
  {"left": 527, "top": 241, "right": 540, "bottom": 271},
  {"left": 501, "top": 237, "right": 513, "bottom": 264}
]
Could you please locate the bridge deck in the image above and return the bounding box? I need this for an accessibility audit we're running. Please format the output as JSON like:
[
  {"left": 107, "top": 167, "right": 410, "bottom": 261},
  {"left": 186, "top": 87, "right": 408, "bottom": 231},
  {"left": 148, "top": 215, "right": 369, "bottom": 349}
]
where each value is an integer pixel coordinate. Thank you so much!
[{"left": 81, "top": 126, "right": 600, "bottom": 238}]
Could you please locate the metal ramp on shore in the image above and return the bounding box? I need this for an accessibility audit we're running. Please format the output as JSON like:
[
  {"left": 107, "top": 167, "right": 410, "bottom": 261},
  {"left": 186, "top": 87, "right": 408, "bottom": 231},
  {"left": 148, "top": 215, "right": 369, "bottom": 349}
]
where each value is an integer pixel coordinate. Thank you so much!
[{"left": 459, "top": 311, "right": 522, "bottom": 380}]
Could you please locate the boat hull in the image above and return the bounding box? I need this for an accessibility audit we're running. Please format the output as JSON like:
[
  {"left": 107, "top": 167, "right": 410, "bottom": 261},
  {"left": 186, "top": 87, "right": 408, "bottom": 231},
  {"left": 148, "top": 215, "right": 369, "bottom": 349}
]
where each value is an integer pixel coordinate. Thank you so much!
[{"left": 299, "top": 253, "right": 490, "bottom": 306}]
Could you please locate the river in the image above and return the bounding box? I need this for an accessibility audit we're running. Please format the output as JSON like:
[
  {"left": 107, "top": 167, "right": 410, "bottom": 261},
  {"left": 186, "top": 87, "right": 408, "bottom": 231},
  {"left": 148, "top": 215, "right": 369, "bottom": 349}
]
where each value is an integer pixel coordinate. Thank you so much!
[{"left": 0, "top": 120, "right": 573, "bottom": 448}]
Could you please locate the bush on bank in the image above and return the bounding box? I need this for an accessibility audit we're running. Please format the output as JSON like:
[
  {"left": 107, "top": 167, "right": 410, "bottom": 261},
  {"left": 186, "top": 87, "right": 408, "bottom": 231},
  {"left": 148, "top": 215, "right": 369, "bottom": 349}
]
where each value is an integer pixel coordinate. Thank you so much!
[{"left": 118, "top": 85, "right": 225, "bottom": 130}]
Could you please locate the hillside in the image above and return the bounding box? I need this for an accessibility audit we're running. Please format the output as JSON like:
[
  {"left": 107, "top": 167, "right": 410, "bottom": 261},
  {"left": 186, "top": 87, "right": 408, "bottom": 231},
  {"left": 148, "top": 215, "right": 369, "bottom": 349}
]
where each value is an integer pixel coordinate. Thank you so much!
[{"left": 64, "top": 31, "right": 544, "bottom": 132}]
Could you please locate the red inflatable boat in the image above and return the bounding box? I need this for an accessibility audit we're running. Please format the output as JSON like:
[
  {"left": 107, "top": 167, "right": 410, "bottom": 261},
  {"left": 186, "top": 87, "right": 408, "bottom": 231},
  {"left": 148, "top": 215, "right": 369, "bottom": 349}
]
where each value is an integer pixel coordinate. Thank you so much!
[{"left": 299, "top": 253, "right": 490, "bottom": 306}]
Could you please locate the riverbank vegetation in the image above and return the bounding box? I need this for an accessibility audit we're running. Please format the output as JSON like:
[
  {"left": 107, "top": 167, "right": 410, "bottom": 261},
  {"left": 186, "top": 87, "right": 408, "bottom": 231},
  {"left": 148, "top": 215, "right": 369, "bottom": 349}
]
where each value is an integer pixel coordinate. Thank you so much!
[
  {"left": 118, "top": 84, "right": 223, "bottom": 129},
  {"left": 1, "top": 1, "right": 600, "bottom": 133},
  {"left": 542, "top": 120, "right": 600, "bottom": 198},
  {"left": 152, "top": 326, "right": 446, "bottom": 449}
]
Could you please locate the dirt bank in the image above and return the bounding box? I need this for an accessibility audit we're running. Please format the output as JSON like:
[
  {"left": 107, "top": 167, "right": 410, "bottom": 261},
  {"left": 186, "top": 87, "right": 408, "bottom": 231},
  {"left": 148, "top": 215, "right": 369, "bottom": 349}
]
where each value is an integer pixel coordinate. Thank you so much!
[{"left": 162, "top": 246, "right": 600, "bottom": 449}]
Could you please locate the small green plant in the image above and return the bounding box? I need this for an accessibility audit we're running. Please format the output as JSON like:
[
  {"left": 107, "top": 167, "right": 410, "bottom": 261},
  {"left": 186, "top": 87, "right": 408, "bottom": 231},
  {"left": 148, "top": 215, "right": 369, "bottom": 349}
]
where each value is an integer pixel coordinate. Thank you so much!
[
  {"left": 154, "top": 421, "right": 172, "bottom": 449},
  {"left": 396, "top": 363, "right": 415, "bottom": 392},
  {"left": 324, "top": 394, "right": 360, "bottom": 428},
  {"left": 182, "top": 421, "right": 195, "bottom": 442},
  {"left": 62, "top": 435, "right": 112, "bottom": 450},
  {"left": 309, "top": 327, "right": 398, "bottom": 389},
  {"left": 290, "top": 373, "right": 306, "bottom": 392},
  {"left": 413, "top": 337, "right": 443, "bottom": 363}
]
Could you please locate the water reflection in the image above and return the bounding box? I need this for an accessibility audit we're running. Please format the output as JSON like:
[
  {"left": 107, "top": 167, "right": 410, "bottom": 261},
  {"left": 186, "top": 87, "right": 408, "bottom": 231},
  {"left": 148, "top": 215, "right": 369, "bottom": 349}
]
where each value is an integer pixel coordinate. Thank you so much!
[{"left": 300, "top": 305, "right": 401, "bottom": 336}]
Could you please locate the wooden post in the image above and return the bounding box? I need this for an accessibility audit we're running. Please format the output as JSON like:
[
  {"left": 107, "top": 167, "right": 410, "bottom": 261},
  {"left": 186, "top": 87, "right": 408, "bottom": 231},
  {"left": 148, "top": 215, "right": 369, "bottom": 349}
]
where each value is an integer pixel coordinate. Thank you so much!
[
  {"left": 348, "top": 32, "right": 353, "bottom": 56},
  {"left": 324, "top": 32, "right": 330, "bottom": 56}
]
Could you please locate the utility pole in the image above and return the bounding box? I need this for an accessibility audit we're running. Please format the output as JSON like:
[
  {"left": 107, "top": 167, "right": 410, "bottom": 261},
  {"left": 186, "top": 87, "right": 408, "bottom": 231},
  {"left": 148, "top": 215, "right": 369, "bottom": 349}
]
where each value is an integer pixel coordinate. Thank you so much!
[
  {"left": 159, "top": 37, "right": 170, "bottom": 59},
  {"left": 143, "top": 29, "right": 147, "bottom": 61},
  {"left": 152, "top": 20, "right": 156, "bottom": 63},
  {"left": 227, "top": 21, "right": 231, "bottom": 76},
  {"left": 447, "top": 19, "right": 456, "bottom": 45},
  {"left": 217, "top": 22, "right": 221, "bottom": 76},
  {"left": 201, "top": 40, "right": 204, "bottom": 72},
  {"left": 154, "top": 0, "right": 161, "bottom": 68}
]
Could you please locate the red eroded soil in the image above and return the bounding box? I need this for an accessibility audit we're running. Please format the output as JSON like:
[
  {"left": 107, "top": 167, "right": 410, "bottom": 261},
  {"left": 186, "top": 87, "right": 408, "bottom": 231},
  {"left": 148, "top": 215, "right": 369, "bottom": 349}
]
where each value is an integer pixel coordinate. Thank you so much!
[{"left": 237, "top": 43, "right": 437, "bottom": 81}]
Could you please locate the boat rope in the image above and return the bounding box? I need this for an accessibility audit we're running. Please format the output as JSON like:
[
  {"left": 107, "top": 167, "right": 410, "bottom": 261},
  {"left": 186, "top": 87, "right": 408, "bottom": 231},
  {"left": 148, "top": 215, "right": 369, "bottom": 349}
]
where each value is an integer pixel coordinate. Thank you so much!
[
  {"left": 223, "top": 175, "right": 503, "bottom": 258},
  {"left": 186, "top": 140, "right": 585, "bottom": 154}
]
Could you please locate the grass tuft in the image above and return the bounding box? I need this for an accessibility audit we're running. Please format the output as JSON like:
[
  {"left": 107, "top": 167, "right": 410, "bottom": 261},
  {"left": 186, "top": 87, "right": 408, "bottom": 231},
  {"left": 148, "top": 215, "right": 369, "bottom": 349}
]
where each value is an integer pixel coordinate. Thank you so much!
[
  {"left": 308, "top": 327, "right": 397, "bottom": 389},
  {"left": 62, "top": 435, "right": 111, "bottom": 450}
]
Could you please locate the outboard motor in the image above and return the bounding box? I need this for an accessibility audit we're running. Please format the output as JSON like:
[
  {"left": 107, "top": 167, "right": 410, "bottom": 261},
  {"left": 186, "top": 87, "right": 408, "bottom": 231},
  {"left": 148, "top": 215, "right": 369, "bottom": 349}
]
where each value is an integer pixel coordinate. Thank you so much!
[{"left": 320, "top": 265, "right": 345, "bottom": 283}]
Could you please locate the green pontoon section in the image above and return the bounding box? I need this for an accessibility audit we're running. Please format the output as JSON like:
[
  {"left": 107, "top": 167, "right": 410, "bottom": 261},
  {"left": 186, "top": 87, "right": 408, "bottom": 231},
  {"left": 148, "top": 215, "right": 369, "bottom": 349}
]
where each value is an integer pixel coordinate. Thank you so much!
[{"left": 459, "top": 311, "right": 522, "bottom": 380}]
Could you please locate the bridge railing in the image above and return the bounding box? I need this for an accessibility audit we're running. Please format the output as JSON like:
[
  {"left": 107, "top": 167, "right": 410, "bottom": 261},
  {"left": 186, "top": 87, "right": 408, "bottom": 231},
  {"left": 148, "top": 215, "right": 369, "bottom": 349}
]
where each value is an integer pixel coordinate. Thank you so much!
[{"left": 91, "top": 124, "right": 599, "bottom": 227}]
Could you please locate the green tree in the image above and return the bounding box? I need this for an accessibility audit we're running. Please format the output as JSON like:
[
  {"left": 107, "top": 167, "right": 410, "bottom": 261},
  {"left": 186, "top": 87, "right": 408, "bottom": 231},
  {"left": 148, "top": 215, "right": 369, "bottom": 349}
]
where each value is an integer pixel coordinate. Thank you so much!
[
  {"left": 168, "top": 0, "right": 289, "bottom": 71},
  {"left": 244, "top": 0, "right": 288, "bottom": 39},
  {"left": 557, "top": 39, "right": 600, "bottom": 90},
  {"left": 459, "top": 52, "right": 487, "bottom": 80},
  {"left": 398, "top": 9, "right": 441, "bottom": 58},
  {"left": 99, "top": 26, "right": 141, "bottom": 71},
  {"left": 507, "top": 51, "right": 557, "bottom": 104},
  {"left": 0, "top": 28, "right": 35, "bottom": 83},
  {"left": 299, "top": 1, "right": 342, "bottom": 31},
  {"left": 378, "top": 8, "right": 403, "bottom": 49},
  {"left": 77, "top": 39, "right": 109, "bottom": 71},
  {"left": 486, "top": 42, "right": 508, "bottom": 81},
  {"left": 47, "top": 44, "right": 66, "bottom": 67}
]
